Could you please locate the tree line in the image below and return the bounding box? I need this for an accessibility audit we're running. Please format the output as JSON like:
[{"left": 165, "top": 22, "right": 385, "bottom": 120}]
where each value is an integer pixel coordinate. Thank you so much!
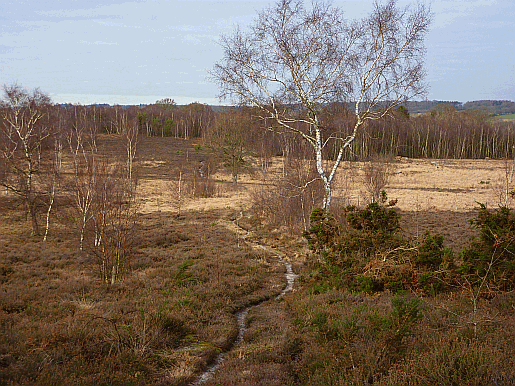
[
  {"left": 0, "top": 85, "right": 142, "bottom": 284},
  {"left": 404, "top": 100, "right": 515, "bottom": 116},
  {"left": 58, "top": 98, "right": 215, "bottom": 139},
  {"left": 1, "top": 84, "right": 514, "bottom": 241},
  {"left": 347, "top": 105, "right": 515, "bottom": 159}
]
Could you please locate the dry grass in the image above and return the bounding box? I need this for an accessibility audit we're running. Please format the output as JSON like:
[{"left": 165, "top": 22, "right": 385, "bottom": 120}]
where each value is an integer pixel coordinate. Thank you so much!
[
  {"left": 1, "top": 134, "right": 514, "bottom": 385},
  {"left": 281, "top": 288, "right": 515, "bottom": 385},
  {"left": 0, "top": 207, "right": 287, "bottom": 385}
]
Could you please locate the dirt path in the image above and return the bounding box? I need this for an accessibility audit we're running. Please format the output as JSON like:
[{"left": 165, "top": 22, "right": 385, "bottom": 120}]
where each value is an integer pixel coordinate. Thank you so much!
[{"left": 190, "top": 215, "right": 297, "bottom": 385}]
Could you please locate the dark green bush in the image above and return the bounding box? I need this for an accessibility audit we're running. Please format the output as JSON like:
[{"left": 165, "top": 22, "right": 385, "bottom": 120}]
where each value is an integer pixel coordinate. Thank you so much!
[
  {"left": 416, "top": 231, "right": 452, "bottom": 269},
  {"left": 302, "top": 208, "right": 341, "bottom": 265},
  {"left": 345, "top": 195, "right": 399, "bottom": 235},
  {"left": 303, "top": 196, "right": 458, "bottom": 296},
  {"left": 303, "top": 196, "right": 406, "bottom": 294},
  {"left": 302, "top": 197, "right": 515, "bottom": 297},
  {"left": 460, "top": 204, "right": 515, "bottom": 294},
  {"left": 173, "top": 260, "right": 199, "bottom": 286},
  {"left": 304, "top": 194, "right": 402, "bottom": 264},
  {"left": 367, "top": 296, "right": 422, "bottom": 357}
]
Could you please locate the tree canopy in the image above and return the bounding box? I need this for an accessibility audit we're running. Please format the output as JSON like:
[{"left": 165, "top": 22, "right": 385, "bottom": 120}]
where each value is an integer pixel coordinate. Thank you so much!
[{"left": 212, "top": 0, "right": 431, "bottom": 209}]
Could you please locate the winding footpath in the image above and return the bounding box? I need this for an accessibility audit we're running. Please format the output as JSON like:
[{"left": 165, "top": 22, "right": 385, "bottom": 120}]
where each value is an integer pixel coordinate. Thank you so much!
[{"left": 190, "top": 215, "right": 297, "bottom": 385}]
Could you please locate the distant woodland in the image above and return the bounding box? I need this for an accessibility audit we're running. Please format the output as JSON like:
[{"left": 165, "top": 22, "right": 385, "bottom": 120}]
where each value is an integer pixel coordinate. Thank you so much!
[
  {"left": 65, "top": 99, "right": 515, "bottom": 117},
  {"left": 404, "top": 99, "right": 515, "bottom": 116},
  {"left": 51, "top": 98, "right": 515, "bottom": 160},
  {"left": 4, "top": 93, "right": 515, "bottom": 170}
]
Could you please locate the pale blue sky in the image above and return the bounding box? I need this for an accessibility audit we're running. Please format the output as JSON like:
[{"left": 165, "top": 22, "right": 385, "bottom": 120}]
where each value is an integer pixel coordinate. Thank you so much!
[{"left": 1, "top": 0, "right": 514, "bottom": 105}]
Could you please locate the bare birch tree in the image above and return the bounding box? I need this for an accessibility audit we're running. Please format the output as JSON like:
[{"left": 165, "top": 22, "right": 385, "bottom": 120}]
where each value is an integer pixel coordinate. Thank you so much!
[
  {"left": 43, "top": 115, "right": 64, "bottom": 242},
  {"left": 204, "top": 109, "right": 254, "bottom": 183},
  {"left": 92, "top": 160, "right": 137, "bottom": 285},
  {"left": 66, "top": 106, "right": 98, "bottom": 250},
  {"left": 0, "top": 84, "right": 53, "bottom": 235},
  {"left": 212, "top": 0, "right": 430, "bottom": 209},
  {"left": 121, "top": 114, "right": 138, "bottom": 182}
]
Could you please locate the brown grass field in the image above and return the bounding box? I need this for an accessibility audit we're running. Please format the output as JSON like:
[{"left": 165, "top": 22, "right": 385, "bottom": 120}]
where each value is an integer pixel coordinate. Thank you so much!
[{"left": 1, "top": 135, "right": 514, "bottom": 385}]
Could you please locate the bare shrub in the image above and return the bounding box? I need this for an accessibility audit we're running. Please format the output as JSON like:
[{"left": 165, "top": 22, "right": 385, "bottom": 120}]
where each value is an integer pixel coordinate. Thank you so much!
[
  {"left": 191, "top": 173, "right": 217, "bottom": 199},
  {"left": 65, "top": 126, "right": 138, "bottom": 284},
  {"left": 91, "top": 160, "right": 138, "bottom": 285},
  {"left": 252, "top": 158, "right": 324, "bottom": 232},
  {"left": 494, "top": 154, "right": 515, "bottom": 207},
  {"left": 185, "top": 158, "right": 218, "bottom": 198},
  {"left": 203, "top": 108, "right": 255, "bottom": 184},
  {"left": 65, "top": 109, "right": 99, "bottom": 250},
  {"left": 362, "top": 153, "right": 396, "bottom": 203},
  {"left": 169, "top": 167, "right": 185, "bottom": 216}
]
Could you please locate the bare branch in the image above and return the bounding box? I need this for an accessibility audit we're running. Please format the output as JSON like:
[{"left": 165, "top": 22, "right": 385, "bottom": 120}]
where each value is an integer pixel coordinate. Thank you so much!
[{"left": 211, "top": 0, "right": 430, "bottom": 210}]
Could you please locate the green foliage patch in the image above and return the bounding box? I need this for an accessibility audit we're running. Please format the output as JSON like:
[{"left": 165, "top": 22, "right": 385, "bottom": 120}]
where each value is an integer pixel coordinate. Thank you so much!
[
  {"left": 304, "top": 195, "right": 515, "bottom": 298},
  {"left": 460, "top": 203, "right": 515, "bottom": 295},
  {"left": 303, "top": 193, "right": 454, "bottom": 295}
]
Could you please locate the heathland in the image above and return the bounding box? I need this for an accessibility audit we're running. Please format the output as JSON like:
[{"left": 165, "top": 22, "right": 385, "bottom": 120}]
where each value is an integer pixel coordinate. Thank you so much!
[{"left": 1, "top": 100, "right": 515, "bottom": 385}]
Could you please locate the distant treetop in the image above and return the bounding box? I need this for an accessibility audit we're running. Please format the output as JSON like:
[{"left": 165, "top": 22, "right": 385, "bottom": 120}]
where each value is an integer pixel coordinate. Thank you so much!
[{"left": 404, "top": 100, "right": 515, "bottom": 116}]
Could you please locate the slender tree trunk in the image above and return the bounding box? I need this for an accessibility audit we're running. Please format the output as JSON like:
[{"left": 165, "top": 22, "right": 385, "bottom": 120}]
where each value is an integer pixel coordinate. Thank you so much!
[
  {"left": 313, "top": 126, "right": 331, "bottom": 210},
  {"left": 26, "top": 162, "right": 40, "bottom": 236},
  {"left": 177, "top": 170, "right": 182, "bottom": 216},
  {"left": 43, "top": 183, "right": 55, "bottom": 242},
  {"left": 232, "top": 156, "right": 238, "bottom": 184},
  {"left": 29, "top": 200, "right": 39, "bottom": 236}
]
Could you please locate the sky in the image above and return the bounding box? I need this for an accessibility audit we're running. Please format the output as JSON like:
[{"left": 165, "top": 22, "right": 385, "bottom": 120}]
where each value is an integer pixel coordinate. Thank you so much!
[{"left": 1, "top": 0, "right": 514, "bottom": 106}]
